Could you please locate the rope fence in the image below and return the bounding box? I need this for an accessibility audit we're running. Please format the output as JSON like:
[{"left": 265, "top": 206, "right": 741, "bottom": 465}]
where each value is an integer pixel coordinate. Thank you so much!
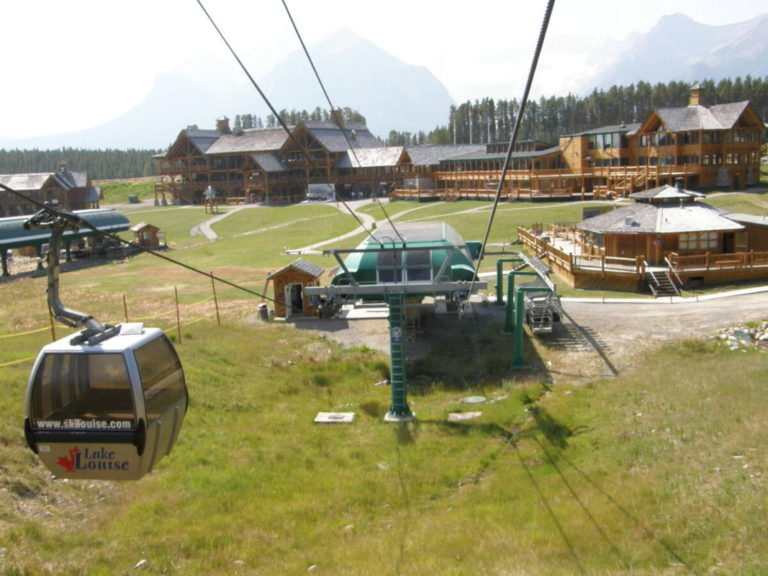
[{"left": 0, "top": 277, "right": 256, "bottom": 369}]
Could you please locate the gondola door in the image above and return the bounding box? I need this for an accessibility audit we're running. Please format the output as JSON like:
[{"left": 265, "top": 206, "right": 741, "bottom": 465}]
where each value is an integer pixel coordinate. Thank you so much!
[{"left": 132, "top": 332, "right": 188, "bottom": 472}]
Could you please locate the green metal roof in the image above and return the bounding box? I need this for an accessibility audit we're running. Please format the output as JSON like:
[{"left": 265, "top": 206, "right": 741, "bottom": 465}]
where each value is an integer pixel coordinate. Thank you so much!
[
  {"left": 0, "top": 209, "right": 130, "bottom": 250},
  {"left": 331, "top": 222, "right": 481, "bottom": 287}
]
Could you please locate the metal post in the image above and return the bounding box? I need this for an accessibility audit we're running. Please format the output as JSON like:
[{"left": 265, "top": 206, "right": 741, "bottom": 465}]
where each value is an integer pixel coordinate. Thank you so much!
[
  {"left": 385, "top": 293, "right": 414, "bottom": 422},
  {"left": 174, "top": 286, "right": 182, "bottom": 344},
  {"left": 496, "top": 259, "right": 504, "bottom": 305},
  {"left": 496, "top": 257, "right": 524, "bottom": 307},
  {"left": 513, "top": 287, "right": 526, "bottom": 367},
  {"left": 504, "top": 272, "right": 516, "bottom": 333},
  {"left": 210, "top": 272, "right": 221, "bottom": 326}
]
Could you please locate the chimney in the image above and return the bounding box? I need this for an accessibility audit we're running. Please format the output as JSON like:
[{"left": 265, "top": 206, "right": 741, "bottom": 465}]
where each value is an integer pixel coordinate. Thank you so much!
[
  {"left": 216, "top": 116, "right": 231, "bottom": 133},
  {"left": 675, "top": 177, "right": 684, "bottom": 192},
  {"left": 58, "top": 161, "right": 68, "bottom": 173},
  {"left": 689, "top": 82, "right": 704, "bottom": 107}
]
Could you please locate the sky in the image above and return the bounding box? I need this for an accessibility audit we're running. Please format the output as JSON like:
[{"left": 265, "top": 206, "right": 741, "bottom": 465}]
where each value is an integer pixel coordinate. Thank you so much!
[{"left": 1, "top": 0, "right": 766, "bottom": 139}]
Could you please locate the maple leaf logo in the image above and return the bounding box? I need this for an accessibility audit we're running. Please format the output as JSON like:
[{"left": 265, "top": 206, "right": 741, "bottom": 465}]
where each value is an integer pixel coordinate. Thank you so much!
[{"left": 57, "top": 447, "right": 80, "bottom": 472}]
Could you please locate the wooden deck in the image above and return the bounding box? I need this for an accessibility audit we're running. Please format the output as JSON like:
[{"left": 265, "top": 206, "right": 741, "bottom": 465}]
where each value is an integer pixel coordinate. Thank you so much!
[{"left": 518, "top": 226, "right": 768, "bottom": 290}]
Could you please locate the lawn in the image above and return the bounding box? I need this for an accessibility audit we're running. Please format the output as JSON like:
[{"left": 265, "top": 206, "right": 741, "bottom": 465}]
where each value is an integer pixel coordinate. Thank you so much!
[
  {"left": 1, "top": 200, "right": 767, "bottom": 575},
  {"left": 704, "top": 190, "right": 768, "bottom": 215}
]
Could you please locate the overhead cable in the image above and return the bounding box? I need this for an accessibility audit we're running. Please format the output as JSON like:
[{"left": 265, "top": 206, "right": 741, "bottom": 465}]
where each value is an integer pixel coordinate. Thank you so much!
[
  {"left": 280, "top": 0, "right": 405, "bottom": 245},
  {"left": 0, "top": 183, "right": 292, "bottom": 312},
  {"left": 195, "top": 0, "right": 379, "bottom": 245},
  {"left": 468, "top": 0, "right": 556, "bottom": 297}
]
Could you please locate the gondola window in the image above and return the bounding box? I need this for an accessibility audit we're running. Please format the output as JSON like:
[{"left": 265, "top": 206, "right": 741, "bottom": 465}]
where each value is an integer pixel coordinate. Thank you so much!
[
  {"left": 31, "top": 353, "right": 135, "bottom": 426},
  {"left": 135, "top": 336, "right": 185, "bottom": 424}
]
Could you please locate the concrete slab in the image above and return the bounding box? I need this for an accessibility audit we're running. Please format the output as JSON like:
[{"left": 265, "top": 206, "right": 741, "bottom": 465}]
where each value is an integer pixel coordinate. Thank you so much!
[
  {"left": 314, "top": 412, "right": 355, "bottom": 424},
  {"left": 337, "top": 305, "right": 389, "bottom": 320},
  {"left": 447, "top": 411, "right": 483, "bottom": 422}
]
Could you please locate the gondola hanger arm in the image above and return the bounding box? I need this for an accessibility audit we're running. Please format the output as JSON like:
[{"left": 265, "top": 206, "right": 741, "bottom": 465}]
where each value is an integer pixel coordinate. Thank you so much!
[{"left": 24, "top": 205, "right": 117, "bottom": 342}]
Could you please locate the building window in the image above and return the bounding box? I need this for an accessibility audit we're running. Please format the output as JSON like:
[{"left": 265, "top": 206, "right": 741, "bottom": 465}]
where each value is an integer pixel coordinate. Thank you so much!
[
  {"left": 679, "top": 231, "right": 718, "bottom": 251},
  {"left": 679, "top": 131, "right": 700, "bottom": 145}
]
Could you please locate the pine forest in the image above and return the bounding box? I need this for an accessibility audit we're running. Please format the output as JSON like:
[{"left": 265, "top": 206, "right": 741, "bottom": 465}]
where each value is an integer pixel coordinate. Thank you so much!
[{"left": 1, "top": 76, "right": 767, "bottom": 179}]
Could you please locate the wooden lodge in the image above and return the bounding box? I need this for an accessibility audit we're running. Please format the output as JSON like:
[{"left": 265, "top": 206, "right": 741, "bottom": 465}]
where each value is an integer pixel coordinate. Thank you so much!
[
  {"left": 0, "top": 163, "right": 101, "bottom": 217},
  {"left": 518, "top": 180, "right": 768, "bottom": 293},
  {"left": 155, "top": 85, "right": 764, "bottom": 206}
]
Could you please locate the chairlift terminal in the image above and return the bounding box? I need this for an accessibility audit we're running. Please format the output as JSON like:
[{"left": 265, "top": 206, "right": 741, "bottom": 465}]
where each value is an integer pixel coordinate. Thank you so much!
[{"left": 306, "top": 222, "right": 487, "bottom": 421}]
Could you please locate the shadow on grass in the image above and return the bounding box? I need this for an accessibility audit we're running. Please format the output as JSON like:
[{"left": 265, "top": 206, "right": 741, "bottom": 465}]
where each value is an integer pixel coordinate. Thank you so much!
[{"left": 404, "top": 306, "right": 551, "bottom": 392}]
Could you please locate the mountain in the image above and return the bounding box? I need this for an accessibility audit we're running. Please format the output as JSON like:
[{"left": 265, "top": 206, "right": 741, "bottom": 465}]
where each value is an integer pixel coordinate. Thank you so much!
[
  {"left": 252, "top": 28, "right": 454, "bottom": 137},
  {"left": 0, "top": 74, "right": 224, "bottom": 151},
  {"left": 588, "top": 13, "right": 768, "bottom": 90},
  {"left": 0, "top": 29, "right": 454, "bottom": 150},
  {"left": 4, "top": 15, "right": 768, "bottom": 151}
]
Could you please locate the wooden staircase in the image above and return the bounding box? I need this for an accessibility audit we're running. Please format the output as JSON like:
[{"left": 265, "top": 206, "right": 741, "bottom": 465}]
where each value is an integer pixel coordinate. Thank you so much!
[{"left": 645, "top": 268, "right": 680, "bottom": 297}]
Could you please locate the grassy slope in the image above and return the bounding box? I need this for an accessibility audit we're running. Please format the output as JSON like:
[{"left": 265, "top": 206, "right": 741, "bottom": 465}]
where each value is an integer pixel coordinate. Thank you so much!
[{"left": 1, "top": 201, "right": 767, "bottom": 575}]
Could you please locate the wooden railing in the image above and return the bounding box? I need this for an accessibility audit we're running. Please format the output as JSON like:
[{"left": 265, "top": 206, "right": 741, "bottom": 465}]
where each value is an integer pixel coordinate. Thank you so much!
[
  {"left": 573, "top": 254, "right": 643, "bottom": 274},
  {"left": 668, "top": 251, "right": 768, "bottom": 270},
  {"left": 517, "top": 227, "right": 644, "bottom": 276}
]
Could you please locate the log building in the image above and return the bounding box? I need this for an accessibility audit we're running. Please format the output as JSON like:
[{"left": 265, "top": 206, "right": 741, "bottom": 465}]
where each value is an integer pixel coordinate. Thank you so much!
[
  {"left": 155, "top": 85, "right": 764, "bottom": 206},
  {"left": 0, "top": 163, "right": 100, "bottom": 217}
]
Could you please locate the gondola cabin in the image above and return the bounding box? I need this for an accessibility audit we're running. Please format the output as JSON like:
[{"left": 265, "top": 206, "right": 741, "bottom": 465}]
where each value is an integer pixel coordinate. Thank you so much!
[{"left": 24, "top": 323, "right": 188, "bottom": 480}]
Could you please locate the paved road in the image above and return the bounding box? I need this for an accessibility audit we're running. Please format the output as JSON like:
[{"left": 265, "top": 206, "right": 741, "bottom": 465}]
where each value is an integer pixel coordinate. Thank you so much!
[{"left": 536, "top": 288, "right": 768, "bottom": 381}]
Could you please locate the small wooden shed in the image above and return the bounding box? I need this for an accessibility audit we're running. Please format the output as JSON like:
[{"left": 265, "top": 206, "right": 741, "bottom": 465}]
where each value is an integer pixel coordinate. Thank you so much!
[
  {"left": 267, "top": 258, "right": 325, "bottom": 318},
  {"left": 131, "top": 222, "right": 165, "bottom": 248}
]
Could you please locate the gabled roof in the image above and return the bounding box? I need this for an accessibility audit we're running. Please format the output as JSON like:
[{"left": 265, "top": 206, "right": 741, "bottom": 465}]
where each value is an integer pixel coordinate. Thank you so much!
[
  {"left": 130, "top": 222, "right": 159, "bottom": 232},
  {"left": 181, "top": 129, "right": 222, "bottom": 154},
  {"left": 268, "top": 257, "right": 324, "bottom": 280},
  {"left": 251, "top": 153, "right": 287, "bottom": 173},
  {"left": 441, "top": 145, "right": 561, "bottom": 163},
  {"left": 53, "top": 170, "right": 88, "bottom": 189},
  {"left": 566, "top": 123, "right": 641, "bottom": 137},
  {"left": 404, "top": 145, "right": 486, "bottom": 167},
  {"left": 303, "top": 122, "right": 381, "bottom": 152},
  {"left": 206, "top": 127, "right": 289, "bottom": 154},
  {"left": 0, "top": 171, "right": 88, "bottom": 191},
  {"left": 709, "top": 101, "right": 753, "bottom": 128},
  {"left": 578, "top": 202, "right": 743, "bottom": 235},
  {"left": 655, "top": 101, "right": 751, "bottom": 132},
  {"left": 336, "top": 147, "right": 406, "bottom": 169},
  {"left": 724, "top": 213, "right": 768, "bottom": 227},
  {"left": 0, "top": 173, "right": 52, "bottom": 191}
]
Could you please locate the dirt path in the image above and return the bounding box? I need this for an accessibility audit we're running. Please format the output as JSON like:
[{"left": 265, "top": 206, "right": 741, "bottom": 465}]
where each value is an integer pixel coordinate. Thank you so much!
[{"left": 190, "top": 205, "right": 248, "bottom": 241}]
